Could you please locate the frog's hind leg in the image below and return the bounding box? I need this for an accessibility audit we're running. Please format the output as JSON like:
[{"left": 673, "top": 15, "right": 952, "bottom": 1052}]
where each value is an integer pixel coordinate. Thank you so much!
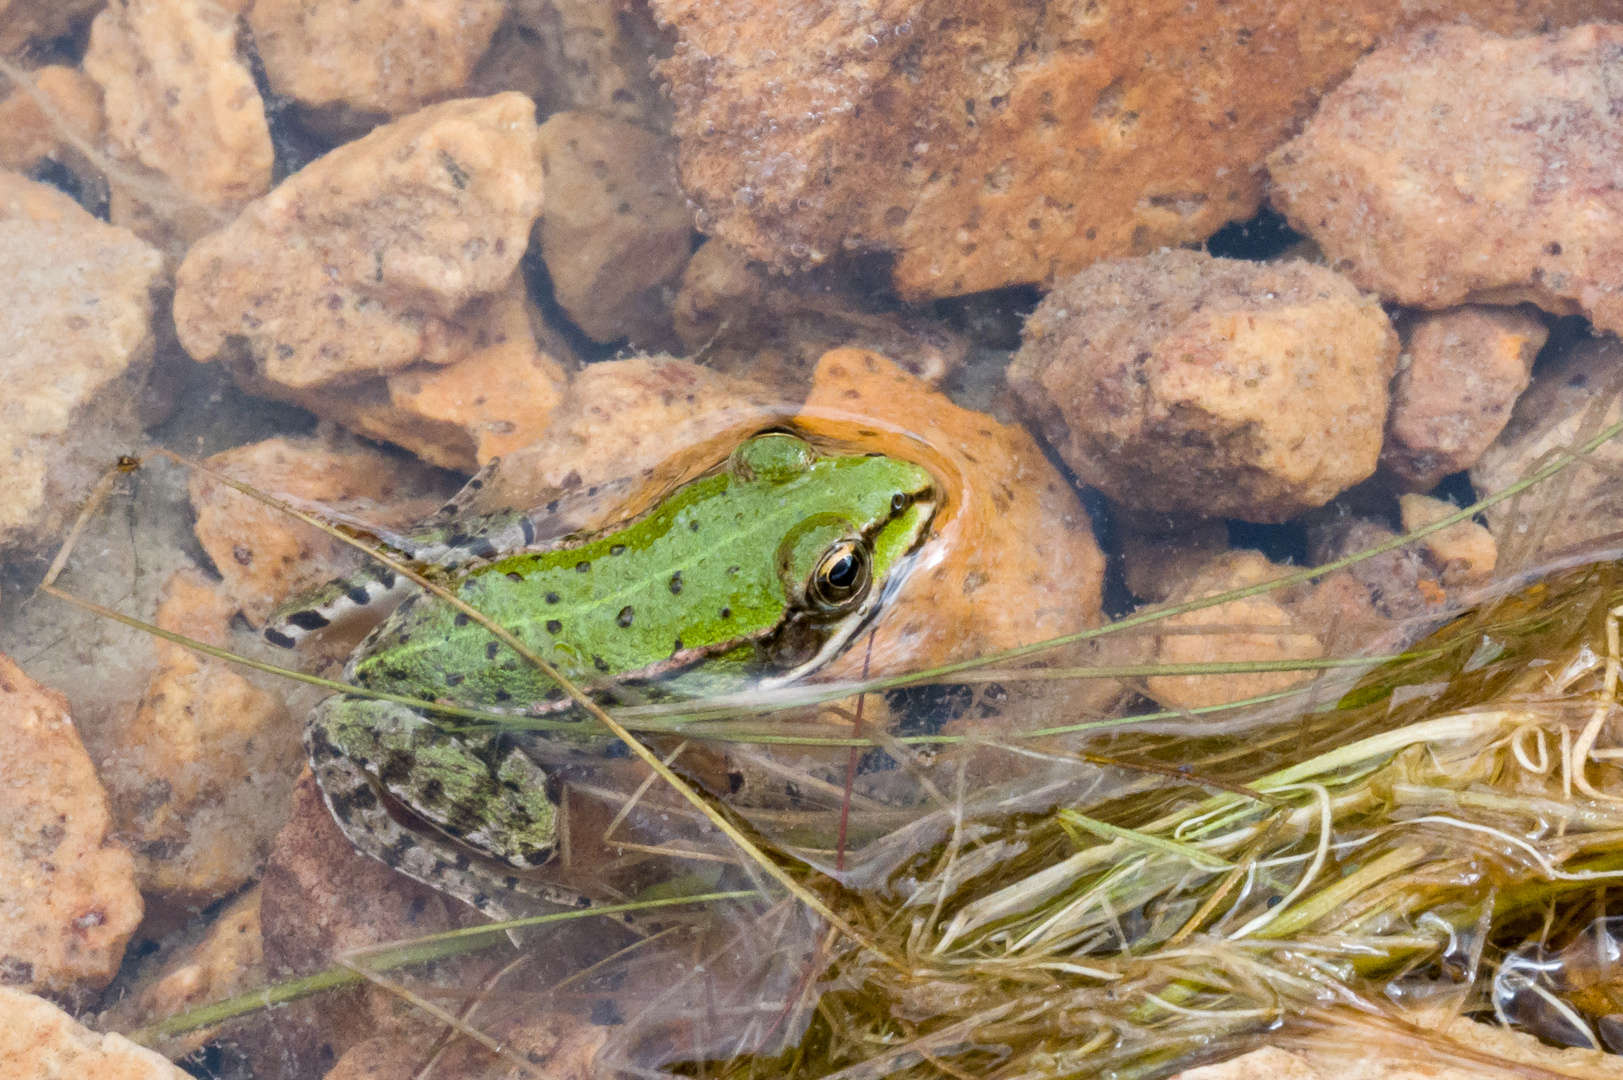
[{"left": 306, "top": 696, "right": 587, "bottom": 924}]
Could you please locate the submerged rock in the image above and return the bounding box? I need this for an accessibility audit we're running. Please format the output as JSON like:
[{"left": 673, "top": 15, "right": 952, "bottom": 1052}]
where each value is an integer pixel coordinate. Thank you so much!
[
  {"left": 1009, "top": 250, "right": 1398, "bottom": 523},
  {"left": 0, "top": 171, "right": 162, "bottom": 551},
  {"left": 0, "top": 655, "right": 143, "bottom": 1001},
  {"left": 1270, "top": 24, "right": 1623, "bottom": 335}
]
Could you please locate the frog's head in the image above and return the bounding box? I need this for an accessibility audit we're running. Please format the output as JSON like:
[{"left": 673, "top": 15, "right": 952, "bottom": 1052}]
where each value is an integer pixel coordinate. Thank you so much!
[{"left": 728, "top": 433, "right": 937, "bottom": 684}]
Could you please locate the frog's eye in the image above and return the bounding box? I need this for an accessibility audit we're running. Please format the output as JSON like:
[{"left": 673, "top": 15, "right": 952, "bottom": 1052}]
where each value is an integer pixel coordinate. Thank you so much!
[{"left": 810, "top": 540, "right": 871, "bottom": 610}]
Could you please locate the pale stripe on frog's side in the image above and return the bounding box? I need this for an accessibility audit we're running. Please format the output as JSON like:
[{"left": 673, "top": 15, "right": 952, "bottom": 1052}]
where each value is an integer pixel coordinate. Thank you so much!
[{"left": 270, "top": 433, "right": 939, "bottom": 923}]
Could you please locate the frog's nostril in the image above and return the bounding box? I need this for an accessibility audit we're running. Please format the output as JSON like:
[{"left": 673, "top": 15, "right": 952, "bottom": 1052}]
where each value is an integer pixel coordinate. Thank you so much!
[{"left": 891, "top": 492, "right": 909, "bottom": 513}]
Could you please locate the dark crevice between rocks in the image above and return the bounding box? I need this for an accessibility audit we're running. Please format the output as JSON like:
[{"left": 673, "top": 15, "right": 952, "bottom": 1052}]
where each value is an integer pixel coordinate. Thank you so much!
[{"left": 1204, "top": 206, "right": 1302, "bottom": 262}]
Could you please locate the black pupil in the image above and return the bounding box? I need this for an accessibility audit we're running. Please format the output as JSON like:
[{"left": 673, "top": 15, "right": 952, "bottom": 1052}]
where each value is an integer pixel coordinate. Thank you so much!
[{"left": 826, "top": 553, "right": 859, "bottom": 589}]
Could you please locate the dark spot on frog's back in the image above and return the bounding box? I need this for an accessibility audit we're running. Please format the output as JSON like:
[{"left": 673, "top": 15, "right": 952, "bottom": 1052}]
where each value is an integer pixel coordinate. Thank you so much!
[
  {"left": 346, "top": 586, "right": 371, "bottom": 605},
  {"left": 286, "top": 610, "right": 331, "bottom": 631},
  {"left": 611, "top": 544, "right": 626, "bottom": 556},
  {"left": 546, "top": 619, "right": 562, "bottom": 634},
  {"left": 454, "top": 612, "right": 470, "bottom": 627},
  {"left": 486, "top": 641, "right": 501, "bottom": 660},
  {"left": 264, "top": 627, "right": 297, "bottom": 648},
  {"left": 576, "top": 561, "right": 591, "bottom": 573},
  {"left": 594, "top": 655, "right": 611, "bottom": 672},
  {"left": 617, "top": 606, "right": 634, "bottom": 628},
  {"left": 669, "top": 571, "right": 683, "bottom": 594},
  {"left": 545, "top": 592, "right": 560, "bottom": 604}
]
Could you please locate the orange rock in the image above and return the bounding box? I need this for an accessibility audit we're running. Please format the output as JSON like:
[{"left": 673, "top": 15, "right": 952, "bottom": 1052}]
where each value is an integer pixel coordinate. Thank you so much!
[
  {"left": 468, "top": 356, "right": 789, "bottom": 533},
  {"left": 248, "top": 0, "right": 505, "bottom": 117},
  {"left": 0, "top": 654, "right": 143, "bottom": 999},
  {"left": 674, "top": 239, "right": 969, "bottom": 393},
  {"left": 0, "top": 65, "right": 105, "bottom": 174},
  {"left": 1270, "top": 24, "right": 1623, "bottom": 335},
  {"left": 0, "top": 986, "right": 191, "bottom": 1080},
  {"left": 174, "top": 93, "right": 543, "bottom": 390},
  {"left": 1010, "top": 251, "right": 1398, "bottom": 523},
  {"left": 305, "top": 277, "right": 571, "bottom": 471},
  {"left": 188, "top": 435, "right": 454, "bottom": 626},
  {"left": 84, "top": 0, "right": 272, "bottom": 211},
  {"left": 0, "top": 171, "right": 163, "bottom": 550},
  {"left": 1382, "top": 306, "right": 1546, "bottom": 492},
  {"left": 535, "top": 111, "right": 693, "bottom": 347},
  {"left": 796, "top": 349, "right": 1105, "bottom": 677},
  {"left": 109, "top": 570, "right": 299, "bottom": 900},
  {"left": 651, "top": 0, "right": 1610, "bottom": 300}
]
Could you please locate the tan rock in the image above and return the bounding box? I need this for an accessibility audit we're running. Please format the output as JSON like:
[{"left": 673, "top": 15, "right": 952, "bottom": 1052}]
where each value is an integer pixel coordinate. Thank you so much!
[
  {"left": 0, "top": 171, "right": 162, "bottom": 550},
  {"left": 468, "top": 0, "right": 673, "bottom": 131},
  {"left": 1471, "top": 336, "right": 1623, "bottom": 564},
  {"left": 1382, "top": 306, "right": 1547, "bottom": 491},
  {"left": 287, "top": 278, "right": 571, "bottom": 471},
  {"left": 467, "top": 356, "right": 788, "bottom": 533},
  {"left": 1146, "top": 550, "right": 1324, "bottom": 710},
  {"left": 1175, "top": 1010, "right": 1623, "bottom": 1080},
  {"left": 1270, "top": 24, "right": 1623, "bottom": 335},
  {"left": 0, "top": 0, "right": 104, "bottom": 55},
  {"left": 535, "top": 111, "right": 693, "bottom": 347},
  {"left": 1399, "top": 493, "right": 1497, "bottom": 586},
  {"left": 99, "top": 887, "right": 263, "bottom": 1054},
  {"left": 188, "top": 435, "right": 454, "bottom": 626},
  {"left": 104, "top": 570, "right": 300, "bottom": 900},
  {"left": 1117, "top": 516, "right": 1230, "bottom": 604},
  {"left": 1308, "top": 516, "right": 1445, "bottom": 620},
  {"left": 248, "top": 0, "right": 504, "bottom": 117},
  {"left": 174, "top": 93, "right": 543, "bottom": 390},
  {"left": 0, "top": 986, "right": 190, "bottom": 1080},
  {"left": 650, "top": 0, "right": 1611, "bottom": 301},
  {"left": 675, "top": 239, "right": 969, "bottom": 391},
  {"left": 0, "top": 65, "right": 105, "bottom": 174},
  {"left": 798, "top": 349, "right": 1106, "bottom": 677},
  {"left": 84, "top": 0, "right": 273, "bottom": 212},
  {"left": 1009, "top": 250, "right": 1398, "bottom": 523},
  {"left": 0, "top": 654, "right": 143, "bottom": 999}
]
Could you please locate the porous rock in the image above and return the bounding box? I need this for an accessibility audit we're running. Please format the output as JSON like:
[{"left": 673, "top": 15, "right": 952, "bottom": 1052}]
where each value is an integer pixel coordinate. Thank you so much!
[
  {"left": 466, "top": 356, "right": 788, "bottom": 534},
  {"left": 0, "top": 986, "right": 190, "bottom": 1080},
  {"left": 1472, "top": 336, "right": 1623, "bottom": 563},
  {"left": 674, "top": 239, "right": 969, "bottom": 391},
  {"left": 248, "top": 0, "right": 505, "bottom": 118},
  {"left": 798, "top": 349, "right": 1106, "bottom": 677},
  {"left": 103, "top": 570, "right": 300, "bottom": 900},
  {"left": 651, "top": 0, "right": 1611, "bottom": 300},
  {"left": 253, "top": 771, "right": 466, "bottom": 1078},
  {"left": 1145, "top": 551, "right": 1323, "bottom": 711},
  {"left": 1269, "top": 24, "right": 1623, "bottom": 335},
  {"left": 1399, "top": 493, "right": 1497, "bottom": 587},
  {"left": 468, "top": 0, "right": 674, "bottom": 132},
  {"left": 98, "top": 887, "right": 263, "bottom": 1055},
  {"left": 1009, "top": 250, "right": 1398, "bottom": 523},
  {"left": 0, "top": 170, "right": 163, "bottom": 550},
  {"left": 0, "top": 65, "right": 105, "bottom": 174},
  {"left": 173, "top": 93, "right": 543, "bottom": 391},
  {"left": 1175, "top": 1008, "right": 1623, "bottom": 1080},
  {"left": 0, "top": 654, "right": 143, "bottom": 999},
  {"left": 535, "top": 110, "right": 693, "bottom": 347},
  {"left": 1382, "top": 306, "right": 1547, "bottom": 492},
  {"left": 188, "top": 435, "right": 455, "bottom": 627},
  {"left": 0, "top": 0, "right": 104, "bottom": 55},
  {"left": 279, "top": 278, "right": 572, "bottom": 472},
  {"left": 1308, "top": 515, "right": 1445, "bottom": 620},
  {"left": 83, "top": 0, "right": 273, "bottom": 212}
]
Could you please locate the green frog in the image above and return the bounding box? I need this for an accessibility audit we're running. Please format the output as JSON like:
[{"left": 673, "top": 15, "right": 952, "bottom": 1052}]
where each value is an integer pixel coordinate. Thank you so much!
[{"left": 267, "top": 433, "right": 937, "bottom": 919}]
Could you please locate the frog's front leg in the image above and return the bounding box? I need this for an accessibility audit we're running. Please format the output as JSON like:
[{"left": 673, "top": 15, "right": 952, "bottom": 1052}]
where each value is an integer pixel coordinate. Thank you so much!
[{"left": 306, "top": 695, "right": 584, "bottom": 922}]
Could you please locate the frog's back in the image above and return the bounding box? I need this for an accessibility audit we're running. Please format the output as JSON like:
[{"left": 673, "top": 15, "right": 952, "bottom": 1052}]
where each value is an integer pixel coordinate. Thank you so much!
[{"left": 347, "top": 439, "right": 934, "bottom": 710}]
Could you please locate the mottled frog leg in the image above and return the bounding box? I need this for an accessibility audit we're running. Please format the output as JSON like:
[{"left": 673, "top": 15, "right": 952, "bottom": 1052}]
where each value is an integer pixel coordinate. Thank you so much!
[{"left": 306, "top": 696, "right": 594, "bottom": 924}]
